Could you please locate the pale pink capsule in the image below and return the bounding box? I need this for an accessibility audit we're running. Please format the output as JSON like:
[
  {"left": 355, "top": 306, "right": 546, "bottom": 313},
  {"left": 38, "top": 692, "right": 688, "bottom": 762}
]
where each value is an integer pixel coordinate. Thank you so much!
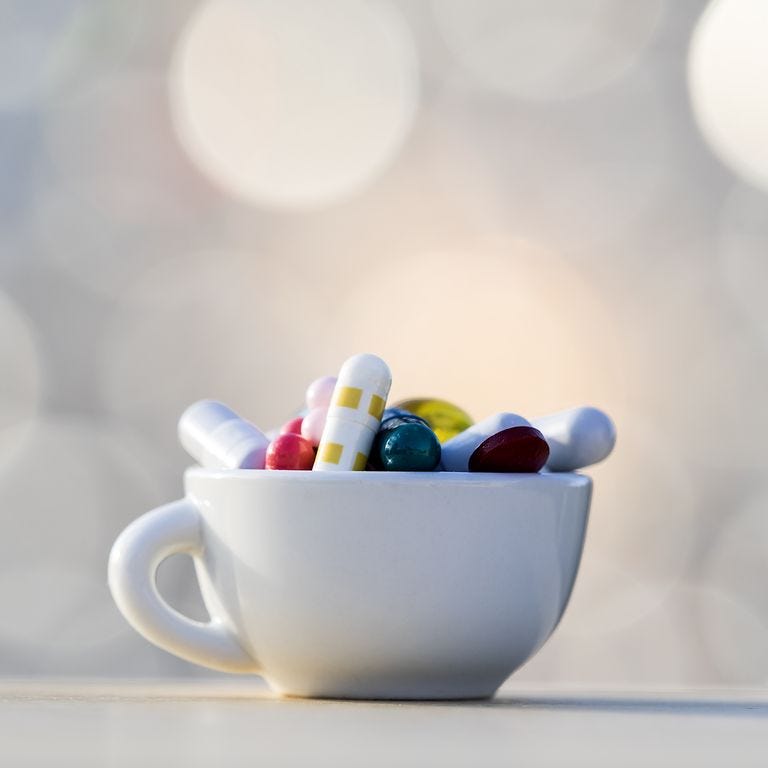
[
  {"left": 305, "top": 376, "right": 337, "bottom": 410},
  {"left": 301, "top": 406, "right": 329, "bottom": 446}
]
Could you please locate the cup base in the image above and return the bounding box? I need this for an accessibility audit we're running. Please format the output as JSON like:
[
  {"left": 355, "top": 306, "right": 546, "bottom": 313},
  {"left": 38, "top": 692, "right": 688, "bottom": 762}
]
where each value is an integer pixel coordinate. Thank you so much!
[
  {"left": 279, "top": 690, "right": 497, "bottom": 702},
  {"left": 268, "top": 676, "right": 503, "bottom": 701}
]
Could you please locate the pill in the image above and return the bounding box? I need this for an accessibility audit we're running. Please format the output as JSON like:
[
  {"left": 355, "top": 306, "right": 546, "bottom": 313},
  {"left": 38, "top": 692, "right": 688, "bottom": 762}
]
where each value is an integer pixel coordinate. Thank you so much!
[
  {"left": 380, "top": 407, "right": 430, "bottom": 427},
  {"left": 178, "top": 400, "right": 269, "bottom": 470},
  {"left": 392, "top": 398, "right": 473, "bottom": 442},
  {"left": 366, "top": 408, "right": 429, "bottom": 470},
  {"left": 280, "top": 416, "right": 304, "bottom": 435},
  {"left": 314, "top": 353, "right": 391, "bottom": 471},
  {"left": 468, "top": 426, "right": 549, "bottom": 473},
  {"left": 371, "top": 418, "right": 441, "bottom": 471},
  {"left": 531, "top": 406, "right": 616, "bottom": 472},
  {"left": 369, "top": 408, "right": 440, "bottom": 472},
  {"left": 300, "top": 406, "right": 328, "bottom": 446},
  {"left": 265, "top": 433, "right": 315, "bottom": 470},
  {"left": 305, "top": 376, "right": 338, "bottom": 410},
  {"left": 440, "top": 413, "right": 531, "bottom": 472}
]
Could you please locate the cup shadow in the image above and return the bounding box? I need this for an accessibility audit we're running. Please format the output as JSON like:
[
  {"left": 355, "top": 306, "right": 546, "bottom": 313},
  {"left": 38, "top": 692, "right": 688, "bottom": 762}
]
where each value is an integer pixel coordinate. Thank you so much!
[{"left": 413, "top": 691, "right": 768, "bottom": 718}]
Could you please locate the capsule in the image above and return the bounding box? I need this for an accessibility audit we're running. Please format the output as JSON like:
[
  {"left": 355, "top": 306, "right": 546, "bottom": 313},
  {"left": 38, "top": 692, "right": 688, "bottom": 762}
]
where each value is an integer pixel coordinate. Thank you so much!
[
  {"left": 313, "top": 353, "right": 392, "bottom": 471},
  {"left": 531, "top": 406, "right": 616, "bottom": 472},
  {"left": 178, "top": 400, "right": 270, "bottom": 470},
  {"left": 440, "top": 412, "right": 531, "bottom": 472}
]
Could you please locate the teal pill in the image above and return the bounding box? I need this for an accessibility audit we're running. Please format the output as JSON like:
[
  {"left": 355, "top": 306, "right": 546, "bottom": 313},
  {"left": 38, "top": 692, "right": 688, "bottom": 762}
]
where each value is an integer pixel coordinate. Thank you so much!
[{"left": 374, "top": 422, "right": 441, "bottom": 471}]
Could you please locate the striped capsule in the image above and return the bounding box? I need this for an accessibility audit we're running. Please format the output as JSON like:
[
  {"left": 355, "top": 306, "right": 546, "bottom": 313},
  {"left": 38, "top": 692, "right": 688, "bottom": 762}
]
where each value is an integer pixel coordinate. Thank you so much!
[{"left": 313, "top": 353, "right": 392, "bottom": 471}]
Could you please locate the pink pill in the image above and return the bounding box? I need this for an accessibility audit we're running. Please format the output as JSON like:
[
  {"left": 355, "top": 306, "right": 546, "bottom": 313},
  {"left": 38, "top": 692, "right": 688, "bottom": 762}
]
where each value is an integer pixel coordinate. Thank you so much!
[
  {"left": 301, "top": 406, "right": 329, "bottom": 446},
  {"left": 280, "top": 416, "right": 304, "bottom": 435},
  {"left": 265, "top": 433, "right": 315, "bottom": 470},
  {"left": 305, "top": 376, "right": 337, "bottom": 410}
]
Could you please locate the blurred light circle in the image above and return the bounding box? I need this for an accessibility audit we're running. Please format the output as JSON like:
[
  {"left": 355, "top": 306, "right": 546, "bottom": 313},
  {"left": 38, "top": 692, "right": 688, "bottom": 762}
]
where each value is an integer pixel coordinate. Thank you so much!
[
  {"left": 0, "top": 418, "right": 163, "bottom": 569},
  {"left": 0, "top": 111, "right": 45, "bottom": 229},
  {"left": 0, "top": 417, "right": 165, "bottom": 661},
  {"left": 518, "top": 583, "right": 711, "bottom": 685},
  {"left": 45, "top": 74, "right": 205, "bottom": 192},
  {"left": 557, "top": 559, "right": 673, "bottom": 638},
  {"left": 0, "top": 1, "right": 143, "bottom": 110},
  {"left": 0, "top": 290, "right": 41, "bottom": 466},
  {"left": 46, "top": 1, "right": 146, "bottom": 98},
  {"left": 704, "top": 487, "right": 768, "bottom": 632},
  {"left": 0, "top": 0, "right": 84, "bottom": 109},
  {"left": 426, "top": 70, "right": 679, "bottom": 251},
  {"left": 717, "top": 183, "right": 768, "bottom": 348},
  {"left": 169, "top": 0, "right": 419, "bottom": 209},
  {"left": 689, "top": 0, "right": 768, "bottom": 190},
  {"left": 29, "top": 178, "right": 208, "bottom": 300},
  {"left": 103, "top": 241, "right": 621, "bottom": 458},
  {"left": 604, "top": 228, "right": 768, "bottom": 476},
  {"left": 558, "top": 414, "right": 696, "bottom": 635},
  {"left": 433, "top": 0, "right": 664, "bottom": 101},
  {"left": 0, "top": 562, "right": 125, "bottom": 655},
  {"left": 319, "top": 242, "right": 624, "bottom": 419},
  {"left": 692, "top": 586, "right": 768, "bottom": 683},
  {"left": 0, "top": 428, "right": 161, "bottom": 662},
  {"left": 102, "top": 250, "right": 329, "bottom": 458}
]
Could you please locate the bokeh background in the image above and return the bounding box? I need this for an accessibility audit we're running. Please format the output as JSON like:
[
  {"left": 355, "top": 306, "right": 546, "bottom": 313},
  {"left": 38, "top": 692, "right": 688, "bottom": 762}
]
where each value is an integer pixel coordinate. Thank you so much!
[{"left": 1, "top": 0, "right": 767, "bottom": 684}]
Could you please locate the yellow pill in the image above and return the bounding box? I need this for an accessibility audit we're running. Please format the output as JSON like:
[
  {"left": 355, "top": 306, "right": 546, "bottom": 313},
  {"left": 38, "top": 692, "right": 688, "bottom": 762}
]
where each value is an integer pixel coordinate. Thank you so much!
[{"left": 392, "top": 398, "right": 473, "bottom": 443}]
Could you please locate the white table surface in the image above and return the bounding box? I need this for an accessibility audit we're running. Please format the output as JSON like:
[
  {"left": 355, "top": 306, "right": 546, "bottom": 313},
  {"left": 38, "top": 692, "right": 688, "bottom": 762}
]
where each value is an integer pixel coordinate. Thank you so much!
[{"left": 1, "top": 679, "right": 767, "bottom": 767}]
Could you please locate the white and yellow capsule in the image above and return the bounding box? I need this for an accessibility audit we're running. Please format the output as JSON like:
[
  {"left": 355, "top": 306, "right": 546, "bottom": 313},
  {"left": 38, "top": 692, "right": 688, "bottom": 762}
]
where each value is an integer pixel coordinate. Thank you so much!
[{"left": 313, "top": 353, "right": 392, "bottom": 471}]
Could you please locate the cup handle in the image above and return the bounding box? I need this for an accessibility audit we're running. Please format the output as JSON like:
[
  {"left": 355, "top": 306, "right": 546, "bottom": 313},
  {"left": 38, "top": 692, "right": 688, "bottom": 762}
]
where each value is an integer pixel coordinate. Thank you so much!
[{"left": 108, "top": 498, "right": 259, "bottom": 673}]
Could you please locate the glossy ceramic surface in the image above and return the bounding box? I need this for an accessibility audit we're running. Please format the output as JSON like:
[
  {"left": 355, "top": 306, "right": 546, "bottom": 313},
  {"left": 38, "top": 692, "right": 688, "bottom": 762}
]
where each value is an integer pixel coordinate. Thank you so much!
[{"left": 109, "top": 470, "right": 591, "bottom": 700}]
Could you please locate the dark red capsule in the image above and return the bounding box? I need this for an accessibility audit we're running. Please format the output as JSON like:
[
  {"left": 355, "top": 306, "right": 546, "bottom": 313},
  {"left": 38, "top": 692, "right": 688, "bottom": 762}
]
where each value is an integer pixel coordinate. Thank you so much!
[{"left": 468, "top": 426, "right": 549, "bottom": 473}]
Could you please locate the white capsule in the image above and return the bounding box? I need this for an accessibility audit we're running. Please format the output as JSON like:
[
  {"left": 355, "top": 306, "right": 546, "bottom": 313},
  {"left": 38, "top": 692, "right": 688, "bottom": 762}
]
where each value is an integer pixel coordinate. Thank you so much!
[
  {"left": 314, "top": 353, "right": 391, "bottom": 471},
  {"left": 178, "top": 400, "right": 269, "bottom": 470},
  {"left": 440, "top": 413, "right": 530, "bottom": 472},
  {"left": 531, "top": 406, "right": 616, "bottom": 472}
]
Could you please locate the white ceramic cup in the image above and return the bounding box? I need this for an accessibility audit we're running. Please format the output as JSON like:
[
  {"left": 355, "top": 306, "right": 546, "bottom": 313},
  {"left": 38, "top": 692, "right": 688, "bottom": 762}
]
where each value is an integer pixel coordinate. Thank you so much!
[{"left": 108, "top": 469, "right": 591, "bottom": 700}]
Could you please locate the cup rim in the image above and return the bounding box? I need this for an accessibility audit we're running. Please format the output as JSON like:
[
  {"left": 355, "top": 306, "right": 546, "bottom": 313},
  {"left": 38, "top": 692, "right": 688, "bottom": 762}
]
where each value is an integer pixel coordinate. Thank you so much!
[{"left": 184, "top": 467, "right": 591, "bottom": 490}]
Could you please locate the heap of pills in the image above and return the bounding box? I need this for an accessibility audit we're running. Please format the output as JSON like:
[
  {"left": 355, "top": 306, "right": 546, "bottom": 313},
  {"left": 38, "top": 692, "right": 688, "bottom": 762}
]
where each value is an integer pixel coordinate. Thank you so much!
[{"left": 179, "top": 352, "right": 616, "bottom": 474}]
